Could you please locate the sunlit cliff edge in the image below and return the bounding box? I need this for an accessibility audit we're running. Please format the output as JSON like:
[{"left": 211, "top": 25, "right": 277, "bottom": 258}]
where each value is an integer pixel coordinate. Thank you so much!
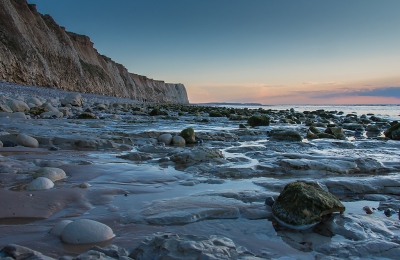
[{"left": 0, "top": 0, "right": 189, "bottom": 103}]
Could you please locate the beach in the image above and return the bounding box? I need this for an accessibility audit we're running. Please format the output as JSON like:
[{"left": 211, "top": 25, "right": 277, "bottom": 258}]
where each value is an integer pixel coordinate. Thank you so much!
[{"left": 1, "top": 81, "right": 400, "bottom": 259}]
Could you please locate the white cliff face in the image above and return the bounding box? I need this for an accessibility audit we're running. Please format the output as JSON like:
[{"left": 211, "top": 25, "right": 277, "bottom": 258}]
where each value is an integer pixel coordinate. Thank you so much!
[{"left": 0, "top": 0, "right": 189, "bottom": 103}]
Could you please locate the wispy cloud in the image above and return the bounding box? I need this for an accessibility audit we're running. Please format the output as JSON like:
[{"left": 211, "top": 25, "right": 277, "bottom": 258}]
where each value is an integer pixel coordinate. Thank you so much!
[
  {"left": 312, "top": 86, "right": 400, "bottom": 99},
  {"left": 302, "top": 82, "right": 341, "bottom": 86}
]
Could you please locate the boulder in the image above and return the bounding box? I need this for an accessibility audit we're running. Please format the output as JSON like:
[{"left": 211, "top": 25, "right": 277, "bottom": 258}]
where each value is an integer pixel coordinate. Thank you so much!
[
  {"left": 172, "top": 135, "right": 186, "bottom": 146},
  {"left": 157, "top": 134, "right": 173, "bottom": 145},
  {"left": 270, "top": 129, "right": 303, "bottom": 141},
  {"left": 170, "top": 147, "right": 224, "bottom": 164},
  {"left": 26, "top": 177, "right": 54, "bottom": 191},
  {"left": 50, "top": 220, "right": 73, "bottom": 236},
  {"left": 385, "top": 123, "right": 400, "bottom": 140},
  {"left": 61, "top": 219, "right": 114, "bottom": 244},
  {"left": 247, "top": 115, "right": 270, "bottom": 127},
  {"left": 0, "top": 244, "right": 55, "bottom": 260},
  {"left": 61, "top": 93, "right": 83, "bottom": 107},
  {"left": 7, "top": 99, "right": 30, "bottom": 112},
  {"left": 180, "top": 127, "right": 195, "bottom": 143},
  {"left": 33, "top": 167, "right": 67, "bottom": 181},
  {"left": 26, "top": 97, "right": 42, "bottom": 106},
  {"left": 0, "top": 103, "right": 13, "bottom": 113},
  {"left": 41, "top": 111, "right": 64, "bottom": 118},
  {"left": 16, "top": 134, "right": 39, "bottom": 148},
  {"left": 78, "top": 112, "right": 96, "bottom": 119},
  {"left": 0, "top": 112, "right": 27, "bottom": 119},
  {"left": 330, "top": 127, "right": 346, "bottom": 140},
  {"left": 272, "top": 181, "right": 345, "bottom": 229},
  {"left": 29, "top": 106, "right": 49, "bottom": 116}
]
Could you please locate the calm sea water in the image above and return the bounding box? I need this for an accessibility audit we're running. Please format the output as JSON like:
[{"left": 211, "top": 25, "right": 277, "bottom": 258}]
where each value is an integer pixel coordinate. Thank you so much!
[{"left": 214, "top": 104, "right": 400, "bottom": 121}]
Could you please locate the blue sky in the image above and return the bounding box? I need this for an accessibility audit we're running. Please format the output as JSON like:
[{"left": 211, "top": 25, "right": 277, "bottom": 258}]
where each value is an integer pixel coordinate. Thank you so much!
[{"left": 29, "top": 0, "right": 400, "bottom": 104}]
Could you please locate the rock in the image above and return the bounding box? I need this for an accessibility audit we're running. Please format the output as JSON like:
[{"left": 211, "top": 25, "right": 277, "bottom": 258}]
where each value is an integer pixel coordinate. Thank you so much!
[
  {"left": 33, "top": 167, "right": 67, "bottom": 181},
  {"left": 363, "top": 206, "right": 374, "bottom": 214},
  {"left": 316, "top": 133, "right": 336, "bottom": 139},
  {"left": 0, "top": 140, "right": 2, "bottom": 147},
  {"left": 0, "top": 244, "right": 55, "bottom": 260},
  {"left": 50, "top": 220, "right": 73, "bottom": 236},
  {"left": 26, "top": 97, "right": 43, "bottom": 106},
  {"left": 342, "top": 123, "right": 365, "bottom": 131},
  {"left": 7, "top": 99, "right": 30, "bottom": 112},
  {"left": 149, "top": 108, "right": 167, "bottom": 116},
  {"left": 272, "top": 181, "right": 345, "bottom": 229},
  {"left": 157, "top": 134, "right": 173, "bottom": 145},
  {"left": 0, "top": 103, "right": 13, "bottom": 113},
  {"left": 239, "top": 123, "right": 247, "bottom": 129},
  {"left": 270, "top": 129, "right": 303, "bottom": 141},
  {"left": 2, "top": 140, "right": 16, "bottom": 147},
  {"left": 61, "top": 93, "right": 83, "bottom": 107},
  {"left": 118, "top": 152, "right": 153, "bottom": 161},
  {"left": 74, "top": 139, "right": 98, "bottom": 149},
  {"left": 172, "top": 135, "right": 186, "bottom": 146},
  {"left": 78, "top": 112, "right": 96, "bottom": 119},
  {"left": 180, "top": 127, "right": 195, "bottom": 143},
  {"left": 61, "top": 219, "right": 114, "bottom": 244},
  {"left": 29, "top": 106, "right": 49, "bottom": 116},
  {"left": 247, "top": 115, "right": 270, "bottom": 127},
  {"left": 0, "top": 111, "right": 27, "bottom": 119},
  {"left": 129, "top": 232, "right": 261, "bottom": 260},
  {"left": 170, "top": 147, "right": 224, "bottom": 164},
  {"left": 26, "top": 177, "right": 54, "bottom": 191},
  {"left": 330, "top": 127, "right": 346, "bottom": 140},
  {"left": 41, "top": 111, "right": 64, "bottom": 118},
  {"left": 16, "top": 134, "right": 39, "bottom": 148},
  {"left": 265, "top": 196, "right": 275, "bottom": 207}
]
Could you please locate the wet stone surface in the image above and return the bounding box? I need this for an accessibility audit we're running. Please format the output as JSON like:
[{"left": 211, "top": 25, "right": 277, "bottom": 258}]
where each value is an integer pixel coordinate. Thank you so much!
[{"left": 1, "top": 84, "right": 400, "bottom": 259}]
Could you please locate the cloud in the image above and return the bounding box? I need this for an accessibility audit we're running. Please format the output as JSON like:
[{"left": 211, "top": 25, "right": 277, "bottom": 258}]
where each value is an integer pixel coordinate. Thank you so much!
[
  {"left": 302, "top": 82, "right": 340, "bottom": 86},
  {"left": 312, "top": 86, "right": 400, "bottom": 99}
]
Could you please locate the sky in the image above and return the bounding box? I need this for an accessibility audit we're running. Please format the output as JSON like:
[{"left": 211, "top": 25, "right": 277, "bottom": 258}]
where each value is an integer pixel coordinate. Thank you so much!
[{"left": 29, "top": 0, "right": 400, "bottom": 104}]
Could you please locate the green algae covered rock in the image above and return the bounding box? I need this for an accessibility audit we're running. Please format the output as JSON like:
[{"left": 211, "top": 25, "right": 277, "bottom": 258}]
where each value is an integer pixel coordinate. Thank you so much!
[
  {"left": 180, "top": 127, "right": 195, "bottom": 143},
  {"left": 247, "top": 115, "right": 269, "bottom": 127},
  {"left": 272, "top": 181, "right": 345, "bottom": 229},
  {"left": 384, "top": 122, "right": 400, "bottom": 140}
]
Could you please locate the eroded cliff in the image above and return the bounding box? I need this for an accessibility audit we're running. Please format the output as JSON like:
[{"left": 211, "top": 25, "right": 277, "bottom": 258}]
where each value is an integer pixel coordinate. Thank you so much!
[{"left": 0, "top": 0, "right": 189, "bottom": 103}]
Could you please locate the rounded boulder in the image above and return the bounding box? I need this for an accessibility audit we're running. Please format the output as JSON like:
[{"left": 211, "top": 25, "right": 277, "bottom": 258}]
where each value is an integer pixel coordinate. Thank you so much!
[
  {"left": 61, "top": 219, "right": 114, "bottom": 244},
  {"left": 16, "top": 134, "right": 39, "bottom": 148},
  {"left": 26, "top": 177, "right": 54, "bottom": 191},
  {"left": 33, "top": 167, "right": 66, "bottom": 181},
  {"left": 157, "top": 134, "right": 173, "bottom": 145},
  {"left": 172, "top": 136, "right": 186, "bottom": 146}
]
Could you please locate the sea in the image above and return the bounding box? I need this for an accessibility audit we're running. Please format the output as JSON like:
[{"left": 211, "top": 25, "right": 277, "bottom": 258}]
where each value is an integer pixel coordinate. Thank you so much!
[{"left": 212, "top": 104, "right": 400, "bottom": 121}]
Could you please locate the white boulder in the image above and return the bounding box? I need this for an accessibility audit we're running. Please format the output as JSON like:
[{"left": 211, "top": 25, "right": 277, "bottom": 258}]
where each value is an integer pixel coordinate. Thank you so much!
[
  {"left": 26, "top": 177, "right": 54, "bottom": 191},
  {"left": 61, "top": 219, "right": 114, "bottom": 244},
  {"left": 16, "top": 134, "right": 39, "bottom": 148},
  {"left": 50, "top": 220, "right": 73, "bottom": 236},
  {"left": 157, "top": 134, "right": 173, "bottom": 145},
  {"left": 172, "top": 136, "right": 186, "bottom": 146},
  {"left": 7, "top": 99, "right": 30, "bottom": 112},
  {"left": 61, "top": 93, "right": 83, "bottom": 107}
]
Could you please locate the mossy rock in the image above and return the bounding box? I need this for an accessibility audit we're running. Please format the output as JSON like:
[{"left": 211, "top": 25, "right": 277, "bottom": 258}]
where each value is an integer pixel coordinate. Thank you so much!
[
  {"left": 384, "top": 122, "right": 400, "bottom": 140},
  {"left": 78, "top": 112, "right": 96, "bottom": 119},
  {"left": 180, "top": 127, "right": 195, "bottom": 143},
  {"left": 150, "top": 109, "right": 168, "bottom": 116},
  {"left": 272, "top": 181, "right": 345, "bottom": 229},
  {"left": 309, "top": 126, "right": 321, "bottom": 134},
  {"left": 209, "top": 111, "right": 224, "bottom": 117},
  {"left": 247, "top": 115, "right": 270, "bottom": 127},
  {"left": 270, "top": 129, "right": 302, "bottom": 141},
  {"left": 29, "top": 106, "right": 49, "bottom": 116}
]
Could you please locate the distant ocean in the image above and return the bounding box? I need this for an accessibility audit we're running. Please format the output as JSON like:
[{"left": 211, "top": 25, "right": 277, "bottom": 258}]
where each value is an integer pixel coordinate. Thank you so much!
[{"left": 213, "top": 104, "right": 400, "bottom": 121}]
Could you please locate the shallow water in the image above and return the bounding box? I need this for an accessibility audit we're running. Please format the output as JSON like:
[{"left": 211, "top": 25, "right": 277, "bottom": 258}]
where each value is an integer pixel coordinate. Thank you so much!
[{"left": 1, "top": 100, "right": 400, "bottom": 258}]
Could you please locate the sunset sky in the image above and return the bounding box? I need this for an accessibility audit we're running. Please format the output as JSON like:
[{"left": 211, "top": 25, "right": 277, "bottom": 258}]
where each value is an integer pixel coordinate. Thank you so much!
[{"left": 30, "top": 0, "right": 400, "bottom": 104}]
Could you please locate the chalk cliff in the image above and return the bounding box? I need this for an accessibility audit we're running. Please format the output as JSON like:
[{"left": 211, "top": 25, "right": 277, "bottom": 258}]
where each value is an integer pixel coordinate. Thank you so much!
[{"left": 0, "top": 0, "right": 189, "bottom": 103}]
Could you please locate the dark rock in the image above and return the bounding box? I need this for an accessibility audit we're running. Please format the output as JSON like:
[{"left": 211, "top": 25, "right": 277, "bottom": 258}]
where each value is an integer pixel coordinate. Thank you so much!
[
  {"left": 77, "top": 112, "right": 96, "bottom": 119},
  {"left": 265, "top": 196, "right": 275, "bottom": 207},
  {"left": 272, "top": 181, "right": 345, "bottom": 229},
  {"left": 270, "top": 129, "right": 302, "bottom": 141},
  {"left": 0, "top": 244, "right": 55, "bottom": 260},
  {"left": 149, "top": 109, "right": 168, "bottom": 116},
  {"left": 3, "top": 141, "right": 16, "bottom": 147},
  {"left": 29, "top": 106, "right": 49, "bottom": 116},
  {"left": 247, "top": 115, "right": 270, "bottom": 127},
  {"left": 180, "top": 127, "right": 195, "bottom": 143}
]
